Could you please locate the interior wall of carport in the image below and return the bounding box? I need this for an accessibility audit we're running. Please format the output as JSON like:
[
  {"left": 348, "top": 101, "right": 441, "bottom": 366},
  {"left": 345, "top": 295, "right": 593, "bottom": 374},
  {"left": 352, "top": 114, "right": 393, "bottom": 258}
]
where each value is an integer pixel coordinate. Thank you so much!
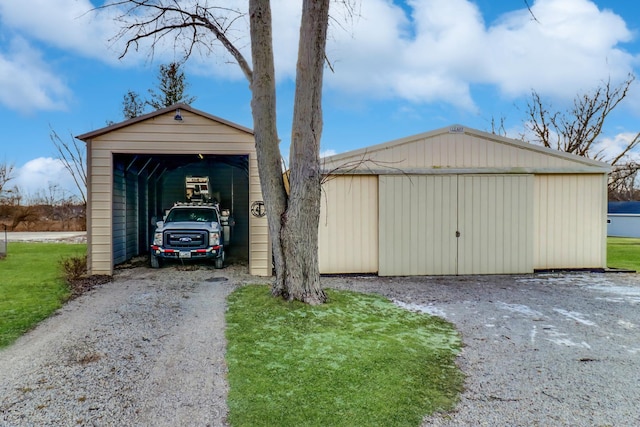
[
  {"left": 112, "top": 156, "right": 161, "bottom": 265},
  {"left": 111, "top": 156, "right": 250, "bottom": 265}
]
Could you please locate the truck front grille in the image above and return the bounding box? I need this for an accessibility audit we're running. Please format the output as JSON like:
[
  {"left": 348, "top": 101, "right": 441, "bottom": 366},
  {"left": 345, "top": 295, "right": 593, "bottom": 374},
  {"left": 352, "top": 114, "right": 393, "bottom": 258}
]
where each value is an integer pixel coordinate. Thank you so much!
[{"left": 164, "top": 230, "right": 207, "bottom": 249}]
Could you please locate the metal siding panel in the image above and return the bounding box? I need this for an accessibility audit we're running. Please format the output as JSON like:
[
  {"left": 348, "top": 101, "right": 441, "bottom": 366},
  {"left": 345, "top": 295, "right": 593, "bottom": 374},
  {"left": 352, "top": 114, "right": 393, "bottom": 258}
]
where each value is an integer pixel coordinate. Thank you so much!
[
  {"left": 378, "top": 177, "right": 392, "bottom": 275},
  {"left": 112, "top": 167, "right": 126, "bottom": 265},
  {"left": 319, "top": 176, "right": 378, "bottom": 274},
  {"left": 363, "top": 176, "right": 379, "bottom": 272},
  {"left": 458, "top": 175, "right": 533, "bottom": 274},
  {"left": 409, "top": 177, "right": 420, "bottom": 274},
  {"left": 400, "top": 176, "right": 411, "bottom": 273},
  {"left": 125, "top": 170, "right": 138, "bottom": 260},
  {"left": 534, "top": 174, "right": 607, "bottom": 269},
  {"left": 89, "top": 150, "right": 114, "bottom": 275},
  {"left": 249, "top": 153, "right": 270, "bottom": 276},
  {"left": 533, "top": 176, "right": 547, "bottom": 267}
]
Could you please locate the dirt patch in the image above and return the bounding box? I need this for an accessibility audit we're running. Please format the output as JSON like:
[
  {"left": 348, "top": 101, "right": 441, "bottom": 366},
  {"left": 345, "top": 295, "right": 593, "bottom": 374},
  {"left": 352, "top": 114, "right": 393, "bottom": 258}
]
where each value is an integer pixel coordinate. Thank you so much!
[{"left": 67, "top": 275, "right": 113, "bottom": 299}]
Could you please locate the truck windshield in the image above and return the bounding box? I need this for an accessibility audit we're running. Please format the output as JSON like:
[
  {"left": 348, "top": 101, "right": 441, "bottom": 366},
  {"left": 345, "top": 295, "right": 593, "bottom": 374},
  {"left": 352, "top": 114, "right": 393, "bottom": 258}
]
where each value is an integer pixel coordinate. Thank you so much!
[{"left": 165, "top": 208, "right": 218, "bottom": 223}]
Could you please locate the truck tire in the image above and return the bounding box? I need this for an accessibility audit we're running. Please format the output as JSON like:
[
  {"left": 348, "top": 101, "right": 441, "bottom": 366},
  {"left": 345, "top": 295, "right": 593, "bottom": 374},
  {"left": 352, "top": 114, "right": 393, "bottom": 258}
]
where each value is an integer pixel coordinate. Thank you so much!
[
  {"left": 214, "top": 250, "right": 225, "bottom": 269},
  {"left": 150, "top": 254, "right": 162, "bottom": 268}
]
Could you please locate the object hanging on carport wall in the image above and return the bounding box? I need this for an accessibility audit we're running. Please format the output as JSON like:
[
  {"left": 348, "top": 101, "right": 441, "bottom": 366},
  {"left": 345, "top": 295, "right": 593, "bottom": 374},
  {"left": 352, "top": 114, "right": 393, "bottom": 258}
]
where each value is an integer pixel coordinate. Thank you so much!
[{"left": 251, "top": 201, "right": 266, "bottom": 217}]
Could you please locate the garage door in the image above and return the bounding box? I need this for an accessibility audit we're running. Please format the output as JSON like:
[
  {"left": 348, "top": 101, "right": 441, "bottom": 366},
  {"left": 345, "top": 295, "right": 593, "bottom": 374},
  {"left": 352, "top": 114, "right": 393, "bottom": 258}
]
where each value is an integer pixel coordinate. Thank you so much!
[
  {"left": 457, "top": 175, "right": 533, "bottom": 274},
  {"left": 379, "top": 175, "right": 533, "bottom": 275}
]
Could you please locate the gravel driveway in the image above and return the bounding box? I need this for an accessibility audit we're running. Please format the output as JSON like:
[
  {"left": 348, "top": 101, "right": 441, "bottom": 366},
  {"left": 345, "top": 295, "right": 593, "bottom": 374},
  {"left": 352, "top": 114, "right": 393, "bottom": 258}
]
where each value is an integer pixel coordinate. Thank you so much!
[{"left": 2, "top": 264, "right": 640, "bottom": 426}]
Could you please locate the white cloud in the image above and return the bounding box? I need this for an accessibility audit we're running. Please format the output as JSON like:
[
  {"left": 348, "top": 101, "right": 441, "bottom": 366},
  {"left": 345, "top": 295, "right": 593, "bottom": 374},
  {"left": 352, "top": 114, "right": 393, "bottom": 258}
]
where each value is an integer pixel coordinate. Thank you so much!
[
  {"left": 0, "top": 0, "right": 636, "bottom": 114},
  {"left": 0, "top": 0, "right": 116, "bottom": 59},
  {"left": 14, "top": 158, "right": 82, "bottom": 201},
  {"left": 323, "top": 0, "right": 637, "bottom": 108},
  {"left": 485, "top": 0, "right": 633, "bottom": 99},
  {"left": 596, "top": 132, "right": 640, "bottom": 163},
  {"left": 0, "top": 0, "right": 123, "bottom": 62},
  {"left": 0, "top": 37, "right": 71, "bottom": 113}
]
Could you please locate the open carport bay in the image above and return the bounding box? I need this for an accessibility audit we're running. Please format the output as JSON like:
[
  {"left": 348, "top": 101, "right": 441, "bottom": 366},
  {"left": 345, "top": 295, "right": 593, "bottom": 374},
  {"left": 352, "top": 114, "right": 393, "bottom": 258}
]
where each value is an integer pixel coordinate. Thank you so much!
[{"left": 112, "top": 153, "right": 249, "bottom": 266}]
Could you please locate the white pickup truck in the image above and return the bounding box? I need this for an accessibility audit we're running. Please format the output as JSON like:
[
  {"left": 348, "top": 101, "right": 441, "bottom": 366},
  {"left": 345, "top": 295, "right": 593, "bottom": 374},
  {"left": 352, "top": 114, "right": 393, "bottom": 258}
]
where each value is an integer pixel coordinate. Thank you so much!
[{"left": 150, "top": 202, "right": 227, "bottom": 269}]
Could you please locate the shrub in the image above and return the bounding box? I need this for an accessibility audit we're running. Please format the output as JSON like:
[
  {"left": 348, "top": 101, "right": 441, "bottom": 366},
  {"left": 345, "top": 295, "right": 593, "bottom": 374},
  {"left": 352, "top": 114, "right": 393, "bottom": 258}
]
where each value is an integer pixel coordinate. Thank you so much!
[{"left": 60, "top": 254, "right": 87, "bottom": 282}]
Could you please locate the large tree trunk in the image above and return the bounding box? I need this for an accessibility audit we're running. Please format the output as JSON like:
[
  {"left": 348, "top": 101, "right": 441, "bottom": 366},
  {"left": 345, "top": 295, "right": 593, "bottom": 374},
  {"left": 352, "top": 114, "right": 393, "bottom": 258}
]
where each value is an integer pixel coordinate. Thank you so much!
[
  {"left": 279, "top": 0, "right": 330, "bottom": 304},
  {"left": 248, "top": 0, "right": 288, "bottom": 293},
  {"left": 249, "top": 0, "right": 329, "bottom": 304}
]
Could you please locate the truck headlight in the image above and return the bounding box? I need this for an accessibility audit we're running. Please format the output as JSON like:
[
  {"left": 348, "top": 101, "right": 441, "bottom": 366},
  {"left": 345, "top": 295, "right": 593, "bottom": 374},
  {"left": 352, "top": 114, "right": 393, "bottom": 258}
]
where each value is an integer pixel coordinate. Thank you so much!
[
  {"left": 153, "top": 231, "right": 163, "bottom": 246},
  {"left": 209, "top": 232, "right": 220, "bottom": 246}
]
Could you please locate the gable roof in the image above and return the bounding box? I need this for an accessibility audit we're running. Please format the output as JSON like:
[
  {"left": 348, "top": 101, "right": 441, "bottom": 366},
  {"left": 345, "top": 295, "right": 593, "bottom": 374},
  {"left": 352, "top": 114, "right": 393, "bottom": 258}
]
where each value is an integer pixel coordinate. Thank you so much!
[
  {"left": 322, "top": 124, "right": 610, "bottom": 175},
  {"left": 76, "top": 103, "right": 253, "bottom": 141}
]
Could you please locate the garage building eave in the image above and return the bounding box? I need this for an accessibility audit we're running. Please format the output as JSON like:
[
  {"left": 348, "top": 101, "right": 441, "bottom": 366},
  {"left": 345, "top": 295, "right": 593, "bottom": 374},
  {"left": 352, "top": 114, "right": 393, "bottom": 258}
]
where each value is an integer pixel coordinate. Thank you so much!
[
  {"left": 75, "top": 103, "right": 254, "bottom": 141},
  {"left": 322, "top": 166, "right": 611, "bottom": 175}
]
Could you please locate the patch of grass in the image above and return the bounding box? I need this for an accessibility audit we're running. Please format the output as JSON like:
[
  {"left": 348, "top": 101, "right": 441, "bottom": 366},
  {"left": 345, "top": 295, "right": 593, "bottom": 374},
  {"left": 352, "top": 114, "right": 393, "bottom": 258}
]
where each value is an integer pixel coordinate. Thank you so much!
[
  {"left": 0, "top": 242, "right": 87, "bottom": 348},
  {"left": 607, "top": 237, "right": 640, "bottom": 271},
  {"left": 226, "top": 285, "right": 464, "bottom": 427}
]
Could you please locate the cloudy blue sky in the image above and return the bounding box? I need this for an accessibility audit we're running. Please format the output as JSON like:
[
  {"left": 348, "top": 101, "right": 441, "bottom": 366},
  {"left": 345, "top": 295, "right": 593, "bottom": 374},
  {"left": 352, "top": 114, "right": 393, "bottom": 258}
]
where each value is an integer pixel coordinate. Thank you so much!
[{"left": 0, "top": 0, "right": 639, "bottom": 199}]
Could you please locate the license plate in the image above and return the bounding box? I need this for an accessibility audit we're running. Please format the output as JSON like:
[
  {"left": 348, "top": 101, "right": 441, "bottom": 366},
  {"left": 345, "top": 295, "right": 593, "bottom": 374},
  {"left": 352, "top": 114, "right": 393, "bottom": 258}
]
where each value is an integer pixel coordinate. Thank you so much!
[{"left": 179, "top": 251, "right": 192, "bottom": 258}]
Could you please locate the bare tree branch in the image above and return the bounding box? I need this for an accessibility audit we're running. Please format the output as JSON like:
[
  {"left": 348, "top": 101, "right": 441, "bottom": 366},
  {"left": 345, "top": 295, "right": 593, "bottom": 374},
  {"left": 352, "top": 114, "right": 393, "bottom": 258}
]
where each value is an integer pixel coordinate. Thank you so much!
[
  {"left": 524, "top": 0, "right": 540, "bottom": 23},
  {"left": 50, "top": 128, "right": 87, "bottom": 205},
  {"left": 524, "top": 74, "right": 640, "bottom": 193},
  {"left": 104, "top": 0, "right": 253, "bottom": 81},
  {"left": 0, "top": 162, "right": 15, "bottom": 198}
]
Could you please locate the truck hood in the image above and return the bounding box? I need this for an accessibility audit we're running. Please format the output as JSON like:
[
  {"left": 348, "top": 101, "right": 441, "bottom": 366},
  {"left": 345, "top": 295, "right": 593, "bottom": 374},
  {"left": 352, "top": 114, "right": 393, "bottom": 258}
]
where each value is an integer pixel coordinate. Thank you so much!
[{"left": 160, "top": 221, "right": 220, "bottom": 232}]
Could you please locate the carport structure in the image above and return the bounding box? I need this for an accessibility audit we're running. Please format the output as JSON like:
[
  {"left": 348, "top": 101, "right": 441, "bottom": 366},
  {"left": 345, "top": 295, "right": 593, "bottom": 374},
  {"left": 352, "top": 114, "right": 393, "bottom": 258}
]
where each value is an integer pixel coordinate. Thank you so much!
[
  {"left": 319, "top": 125, "right": 610, "bottom": 276},
  {"left": 77, "top": 104, "right": 271, "bottom": 276}
]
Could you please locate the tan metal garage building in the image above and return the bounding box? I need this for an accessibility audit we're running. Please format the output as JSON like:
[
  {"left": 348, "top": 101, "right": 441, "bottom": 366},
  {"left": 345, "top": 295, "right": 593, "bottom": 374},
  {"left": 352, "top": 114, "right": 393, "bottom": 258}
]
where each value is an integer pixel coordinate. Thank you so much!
[
  {"left": 319, "top": 125, "right": 610, "bottom": 275},
  {"left": 77, "top": 104, "right": 271, "bottom": 276}
]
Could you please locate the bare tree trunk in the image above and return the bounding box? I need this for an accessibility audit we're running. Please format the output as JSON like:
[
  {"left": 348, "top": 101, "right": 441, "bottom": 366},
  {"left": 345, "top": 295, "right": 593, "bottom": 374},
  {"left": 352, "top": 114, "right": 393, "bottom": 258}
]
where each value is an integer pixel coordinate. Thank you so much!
[
  {"left": 248, "top": 0, "right": 288, "bottom": 294},
  {"left": 280, "top": 0, "right": 330, "bottom": 304}
]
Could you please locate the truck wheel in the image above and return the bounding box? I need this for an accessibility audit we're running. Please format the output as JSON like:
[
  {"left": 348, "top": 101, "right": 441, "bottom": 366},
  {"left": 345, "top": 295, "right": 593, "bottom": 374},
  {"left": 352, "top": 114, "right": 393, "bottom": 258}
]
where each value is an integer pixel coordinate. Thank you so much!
[
  {"left": 214, "top": 250, "right": 225, "bottom": 269},
  {"left": 150, "top": 254, "right": 162, "bottom": 268}
]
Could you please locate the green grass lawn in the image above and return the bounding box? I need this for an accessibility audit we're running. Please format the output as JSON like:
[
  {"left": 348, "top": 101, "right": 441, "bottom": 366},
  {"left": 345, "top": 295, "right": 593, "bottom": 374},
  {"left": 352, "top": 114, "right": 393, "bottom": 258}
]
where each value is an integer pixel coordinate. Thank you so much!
[
  {"left": 0, "top": 242, "right": 86, "bottom": 348},
  {"left": 226, "top": 285, "right": 464, "bottom": 427},
  {"left": 607, "top": 237, "right": 640, "bottom": 272}
]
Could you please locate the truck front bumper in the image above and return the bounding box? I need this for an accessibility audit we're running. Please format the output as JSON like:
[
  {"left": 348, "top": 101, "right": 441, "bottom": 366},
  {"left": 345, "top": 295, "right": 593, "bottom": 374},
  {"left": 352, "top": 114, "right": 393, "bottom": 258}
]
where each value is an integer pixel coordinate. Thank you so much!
[{"left": 150, "top": 245, "right": 223, "bottom": 260}]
